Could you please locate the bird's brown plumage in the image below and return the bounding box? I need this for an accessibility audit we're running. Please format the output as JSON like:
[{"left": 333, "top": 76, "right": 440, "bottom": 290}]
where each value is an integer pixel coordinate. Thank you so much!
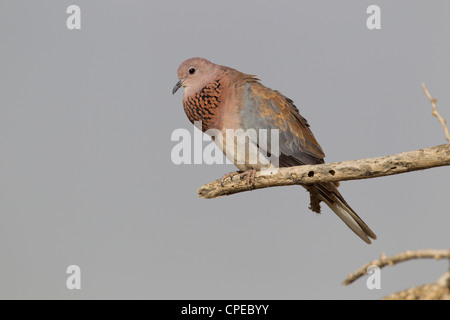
[
  {"left": 173, "top": 57, "right": 376, "bottom": 244},
  {"left": 183, "top": 79, "right": 223, "bottom": 131}
]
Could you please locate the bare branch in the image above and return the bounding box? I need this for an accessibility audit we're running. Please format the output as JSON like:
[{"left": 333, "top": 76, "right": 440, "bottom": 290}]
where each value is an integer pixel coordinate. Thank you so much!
[
  {"left": 382, "top": 276, "right": 450, "bottom": 300},
  {"left": 342, "top": 249, "right": 450, "bottom": 286},
  {"left": 422, "top": 83, "right": 450, "bottom": 142},
  {"left": 198, "top": 144, "right": 450, "bottom": 199}
]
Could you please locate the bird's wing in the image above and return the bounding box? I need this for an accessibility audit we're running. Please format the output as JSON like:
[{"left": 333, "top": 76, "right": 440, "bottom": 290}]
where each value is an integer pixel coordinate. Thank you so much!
[
  {"left": 238, "top": 80, "right": 325, "bottom": 167},
  {"left": 236, "top": 77, "right": 376, "bottom": 243}
]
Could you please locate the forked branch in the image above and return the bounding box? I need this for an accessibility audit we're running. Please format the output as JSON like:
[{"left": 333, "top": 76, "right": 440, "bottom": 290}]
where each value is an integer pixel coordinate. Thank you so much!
[
  {"left": 198, "top": 144, "right": 450, "bottom": 199},
  {"left": 422, "top": 83, "right": 450, "bottom": 142},
  {"left": 198, "top": 84, "right": 449, "bottom": 199},
  {"left": 342, "top": 249, "right": 450, "bottom": 285}
]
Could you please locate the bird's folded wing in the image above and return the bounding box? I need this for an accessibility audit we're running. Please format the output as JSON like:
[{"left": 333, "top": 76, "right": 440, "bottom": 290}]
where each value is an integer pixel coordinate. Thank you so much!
[{"left": 238, "top": 80, "right": 325, "bottom": 167}]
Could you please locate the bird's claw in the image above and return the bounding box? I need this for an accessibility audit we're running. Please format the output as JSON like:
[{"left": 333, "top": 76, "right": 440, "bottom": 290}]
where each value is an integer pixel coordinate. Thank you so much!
[
  {"left": 240, "top": 169, "right": 257, "bottom": 190},
  {"left": 220, "top": 171, "right": 241, "bottom": 187},
  {"left": 219, "top": 169, "right": 257, "bottom": 190}
]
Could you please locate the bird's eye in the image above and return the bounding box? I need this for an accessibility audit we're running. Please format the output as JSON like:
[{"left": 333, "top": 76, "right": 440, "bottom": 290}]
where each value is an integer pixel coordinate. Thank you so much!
[{"left": 188, "top": 67, "right": 196, "bottom": 75}]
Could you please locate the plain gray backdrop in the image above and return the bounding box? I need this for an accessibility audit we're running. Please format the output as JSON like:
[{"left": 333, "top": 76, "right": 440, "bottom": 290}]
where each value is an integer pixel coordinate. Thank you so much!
[{"left": 0, "top": 0, "right": 449, "bottom": 299}]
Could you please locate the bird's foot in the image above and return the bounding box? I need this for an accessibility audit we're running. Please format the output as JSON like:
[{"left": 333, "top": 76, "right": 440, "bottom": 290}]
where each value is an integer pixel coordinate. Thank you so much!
[
  {"left": 219, "top": 169, "right": 257, "bottom": 190},
  {"left": 220, "top": 171, "right": 242, "bottom": 187},
  {"left": 240, "top": 169, "right": 257, "bottom": 190}
]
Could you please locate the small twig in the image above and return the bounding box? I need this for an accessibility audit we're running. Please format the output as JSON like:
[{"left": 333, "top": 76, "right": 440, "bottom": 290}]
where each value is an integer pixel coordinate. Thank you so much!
[
  {"left": 343, "top": 249, "right": 450, "bottom": 285},
  {"left": 422, "top": 83, "right": 450, "bottom": 142}
]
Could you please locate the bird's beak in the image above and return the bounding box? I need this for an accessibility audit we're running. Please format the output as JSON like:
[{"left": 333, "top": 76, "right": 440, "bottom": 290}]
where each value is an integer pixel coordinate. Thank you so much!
[{"left": 172, "top": 79, "right": 184, "bottom": 95}]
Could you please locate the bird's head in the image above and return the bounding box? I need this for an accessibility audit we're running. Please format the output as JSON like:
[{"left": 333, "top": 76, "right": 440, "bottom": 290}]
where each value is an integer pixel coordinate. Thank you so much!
[{"left": 172, "top": 57, "right": 219, "bottom": 97}]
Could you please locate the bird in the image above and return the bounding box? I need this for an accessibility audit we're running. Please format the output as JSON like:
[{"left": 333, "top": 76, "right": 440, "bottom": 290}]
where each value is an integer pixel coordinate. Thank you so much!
[{"left": 172, "top": 57, "right": 376, "bottom": 244}]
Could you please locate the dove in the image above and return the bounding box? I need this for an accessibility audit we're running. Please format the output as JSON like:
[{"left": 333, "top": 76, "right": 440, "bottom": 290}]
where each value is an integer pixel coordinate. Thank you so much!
[{"left": 173, "top": 57, "right": 376, "bottom": 244}]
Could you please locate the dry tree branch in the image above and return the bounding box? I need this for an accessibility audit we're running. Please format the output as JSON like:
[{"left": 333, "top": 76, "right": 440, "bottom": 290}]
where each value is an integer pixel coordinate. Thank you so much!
[
  {"left": 382, "top": 271, "right": 450, "bottom": 300},
  {"left": 198, "top": 144, "right": 450, "bottom": 199},
  {"left": 342, "top": 249, "right": 450, "bottom": 286},
  {"left": 198, "top": 83, "right": 449, "bottom": 199},
  {"left": 422, "top": 83, "right": 450, "bottom": 142}
]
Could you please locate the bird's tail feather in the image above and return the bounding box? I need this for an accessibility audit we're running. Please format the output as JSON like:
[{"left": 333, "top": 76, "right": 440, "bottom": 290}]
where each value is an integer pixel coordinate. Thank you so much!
[{"left": 316, "top": 183, "right": 377, "bottom": 244}]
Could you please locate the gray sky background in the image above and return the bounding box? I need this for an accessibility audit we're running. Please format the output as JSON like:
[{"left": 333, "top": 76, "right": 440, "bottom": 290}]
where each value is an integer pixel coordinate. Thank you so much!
[{"left": 0, "top": 1, "right": 449, "bottom": 299}]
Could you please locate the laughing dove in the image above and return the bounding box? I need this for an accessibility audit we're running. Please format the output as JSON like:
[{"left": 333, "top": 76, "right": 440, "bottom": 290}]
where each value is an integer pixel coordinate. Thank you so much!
[{"left": 173, "top": 57, "right": 376, "bottom": 244}]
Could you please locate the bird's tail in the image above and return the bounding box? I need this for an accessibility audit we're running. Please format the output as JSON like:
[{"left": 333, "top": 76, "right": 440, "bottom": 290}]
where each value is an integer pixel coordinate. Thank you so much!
[{"left": 314, "top": 183, "right": 377, "bottom": 244}]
